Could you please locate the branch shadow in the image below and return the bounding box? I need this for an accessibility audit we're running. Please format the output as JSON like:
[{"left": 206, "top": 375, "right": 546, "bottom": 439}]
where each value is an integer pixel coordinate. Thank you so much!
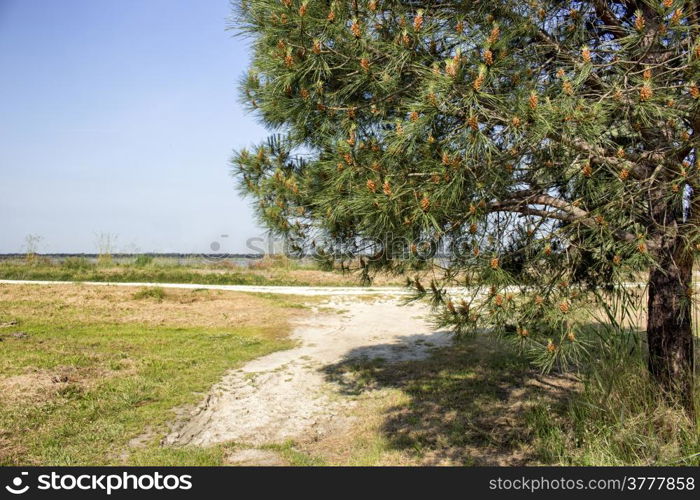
[{"left": 322, "top": 334, "right": 579, "bottom": 465}]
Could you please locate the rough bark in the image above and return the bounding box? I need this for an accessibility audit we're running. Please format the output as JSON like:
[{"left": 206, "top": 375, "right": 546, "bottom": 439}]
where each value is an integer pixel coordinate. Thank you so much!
[{"left": 647, "top": 244, "right": 695, "bottom": 412}]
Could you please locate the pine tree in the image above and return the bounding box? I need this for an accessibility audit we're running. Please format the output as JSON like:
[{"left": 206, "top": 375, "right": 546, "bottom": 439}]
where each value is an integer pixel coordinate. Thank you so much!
[{"left": 232, "top": 0, "right": 700, "bottom": 411}]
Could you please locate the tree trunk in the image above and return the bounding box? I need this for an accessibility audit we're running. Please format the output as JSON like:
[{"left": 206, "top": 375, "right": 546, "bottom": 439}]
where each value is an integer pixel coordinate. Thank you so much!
[{"left": 646, "top": 244, "right": 695, "bottom": 412}]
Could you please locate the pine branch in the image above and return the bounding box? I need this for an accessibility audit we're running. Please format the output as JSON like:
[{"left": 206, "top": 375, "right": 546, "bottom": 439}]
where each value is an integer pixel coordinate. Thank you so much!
[
  {"left": 558, "top": 136, "right": 653, "bottom": 180},
  {"left": 591, "top": 0, "right": 626, "bottom": 38},
  {"left": 489, "top": 191, "right": 657, "bottom": 250}
]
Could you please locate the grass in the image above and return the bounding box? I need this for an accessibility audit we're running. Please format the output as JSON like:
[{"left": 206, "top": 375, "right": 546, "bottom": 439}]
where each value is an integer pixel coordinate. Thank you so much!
[
  {"left": 1, "top": 280, "right": 697, "bottom": 466},
  {"left": 0, "top": 283, "right": 310, "bottom": 465},
  {"left": 0, "top": 256, "right": 405, "bottom": 287},
  {"left": 302, "top": 337, "right": 549, "bottom": 465},
  {"left": 133, "top": 254, "right": 154, "bottom": 267},
  {"left": 260, "top": 441, "right": 327, "bottom": 466},
  {"left": 525, "top": 336, "right": 700, "bottom": 465},
  {"left": 290, "top": 330, "right": 700, "bottom": 466},
  {"left": 131, "top": 287, "right": 166, "bottom": 301},
  {"left": 127, "top": 446, "right": 225, "bottom": 466}
]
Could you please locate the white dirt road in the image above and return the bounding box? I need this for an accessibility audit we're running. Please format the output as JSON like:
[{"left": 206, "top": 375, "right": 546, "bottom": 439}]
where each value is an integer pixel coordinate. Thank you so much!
[
  {"left": 1, "top": 279, "right": 452, "bottom": 459},
  {"left": 162, "top": 296, "right": 451, "bottom": 451},
  {"left": 0, "top": 279, "right": 409, "bottom": 296}
]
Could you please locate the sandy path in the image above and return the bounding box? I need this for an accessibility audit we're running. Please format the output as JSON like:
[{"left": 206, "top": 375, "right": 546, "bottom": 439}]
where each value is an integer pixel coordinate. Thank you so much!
[
  {"left": 163, "top": 297, "right": 451, "bottom": 450},
  {"left": 1, "top": 279, "right": 451, "bottom": 458}
]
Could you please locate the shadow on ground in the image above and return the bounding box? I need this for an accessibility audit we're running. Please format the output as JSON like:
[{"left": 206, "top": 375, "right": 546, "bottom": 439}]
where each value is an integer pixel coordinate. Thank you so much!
[{"left": 323, "top": 334, "right": 579, "bottom": 465}]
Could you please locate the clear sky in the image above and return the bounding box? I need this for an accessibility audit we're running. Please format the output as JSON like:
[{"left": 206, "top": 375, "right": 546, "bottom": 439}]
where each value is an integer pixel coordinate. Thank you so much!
[{"left": 0, "top": 0, "right": 270, "bottom": 254}]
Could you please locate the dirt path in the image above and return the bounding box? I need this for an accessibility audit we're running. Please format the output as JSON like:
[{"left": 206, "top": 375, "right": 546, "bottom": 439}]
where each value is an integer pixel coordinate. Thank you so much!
[
  {"left": 0, "top": 279, "right": 452, "bottom": 463},
  {"left": 162, "top": 297, "right": 451, "bottom": 458}
]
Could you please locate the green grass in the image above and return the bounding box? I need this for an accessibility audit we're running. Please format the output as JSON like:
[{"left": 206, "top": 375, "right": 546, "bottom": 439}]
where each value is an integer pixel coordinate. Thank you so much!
[
  {"left": 133, "top": 255, "right": 154, "bottom": 268},
  {"left": 261, "top": 441, "right": 327, "bottom": 466},
  {"left": 131, "top": 287, "right": 166, "bottom": 301},
  {"left": 0, "top": 322, "right": 292, "bottom": 465},
  {"left": 0, "top": 262, "right": 293, "bottom": 285},
  {"left": 0, "top": 258, "right": 372, "bottom": 287},
  {"left": 525, "top": 337, "right": 700, "bottom": 465},
  {"left": 0, "top": 289, "right": 297, "bottom": 466},
  {"left": 127, "top": 445, "right": 225, "bottom": 466}
]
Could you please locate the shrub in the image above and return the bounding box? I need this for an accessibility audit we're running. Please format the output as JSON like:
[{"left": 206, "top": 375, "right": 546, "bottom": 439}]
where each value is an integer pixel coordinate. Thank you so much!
[
  {"left": 131, "top": 287, "right": 166, "bottom": 301},
  {"left": 62, "top": 257, "right": 92, "bottom": 270},
  {"left": 134, "top": 255, "right": 154, "bottom": 267}
]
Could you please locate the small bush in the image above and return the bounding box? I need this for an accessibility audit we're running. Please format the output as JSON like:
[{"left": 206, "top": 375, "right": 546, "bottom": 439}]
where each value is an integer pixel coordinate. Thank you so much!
[
  {"left": 134, "top": 255, "right": 154, "bottom": 267},
  {"left": 97, "top": 254, "right": 113, "bottom": 267},
  {"left": 248, "top": 255, "right": 295, "bottom": 270},
  {"left": 131, "top": 287, "right": 166, "bottom": 301},
  {"left": 208, "top": 260, "right": 241, "bottom": 270},
  {"left": 24, "top": 254, "right": 52, "bottom": 267},
  {"left": 62, "top": 257, "right": 92, "bottom": 270}
]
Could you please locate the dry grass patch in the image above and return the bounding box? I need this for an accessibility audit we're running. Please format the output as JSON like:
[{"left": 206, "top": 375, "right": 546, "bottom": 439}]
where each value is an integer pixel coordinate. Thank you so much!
[
  {"left": 0, "top": 284, "right": 315, "bottom": 335},
  {"left": 0, "top": 283, "right": 314, "bottom": 465}
]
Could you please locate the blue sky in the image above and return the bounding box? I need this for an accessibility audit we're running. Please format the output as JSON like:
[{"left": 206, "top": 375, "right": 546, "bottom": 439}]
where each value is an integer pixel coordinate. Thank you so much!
[{"left": 0, "top": 0, "right": 270, "bottom": 253}]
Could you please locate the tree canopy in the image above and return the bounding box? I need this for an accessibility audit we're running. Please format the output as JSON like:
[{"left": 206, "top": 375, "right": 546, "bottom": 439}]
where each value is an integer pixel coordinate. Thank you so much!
[{"left": 232, "top": 0, "right": 700, "bottom": 406}]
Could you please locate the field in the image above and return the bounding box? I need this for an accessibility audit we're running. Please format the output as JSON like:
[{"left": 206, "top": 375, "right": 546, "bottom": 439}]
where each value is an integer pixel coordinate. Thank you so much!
[
  {"left": 0, "top": 283, "right": 311, "bottom": 465},
  {"left": 0, "top": 255, "right": 405, "bottom": 287},
  {"left": 1, "top": 281, "right": 698, "bottom": 466}
]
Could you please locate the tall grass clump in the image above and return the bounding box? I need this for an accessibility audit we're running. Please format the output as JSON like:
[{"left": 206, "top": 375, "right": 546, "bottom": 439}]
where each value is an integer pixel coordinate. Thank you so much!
[
  {"left": 133, "top": 254, "right": 154, "bottom": 267},
  {"left": 95, "top": 232, "right": 117, "bottom": 266},
  {"left": 61, "top": 257, "right": 92, "bottom": 270},
  {"left": 23, "top": 234, "right": 43, "bottom": 265},
  {"left": 131, "top": 287, "right": 166, "bottom": 301},
  {"left": 247, "top": 254, "right": 291, "bottom": 270},
  {"left": 527, "top": 326, "right": 700, "bottom": 465}
]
